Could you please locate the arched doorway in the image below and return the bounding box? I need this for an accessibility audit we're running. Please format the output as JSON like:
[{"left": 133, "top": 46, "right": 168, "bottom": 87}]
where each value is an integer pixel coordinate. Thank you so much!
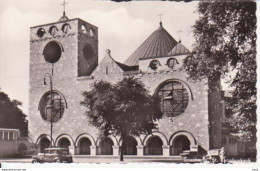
[
  {"left": 100, "top": 137, "right": 114, "bottom": 155},
  {"left": 39, "top": 137, "right": 50, "bottom": 153},
  {"left": 79, "top": 137, "right": 92, "bottom": 155},
  {"left": 58, "top": 137, "right": 71, "bottom": 150},
  {"left": 171, "top": 135, "right": 190, "bottom": 155},
  {"left": 122, "top": 136, "right": 137, "bottom": 155},
  {"left": 146, "top": 136, "right": 163, "bottom": 155},
  {"left": 18, "top": 143, "right": 27, "bottom": 155}
]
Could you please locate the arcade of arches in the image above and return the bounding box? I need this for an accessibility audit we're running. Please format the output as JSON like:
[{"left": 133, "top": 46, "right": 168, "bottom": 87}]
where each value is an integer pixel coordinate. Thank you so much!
[{"left": 36, "top": 132, "right": 198, "bottom": 156}]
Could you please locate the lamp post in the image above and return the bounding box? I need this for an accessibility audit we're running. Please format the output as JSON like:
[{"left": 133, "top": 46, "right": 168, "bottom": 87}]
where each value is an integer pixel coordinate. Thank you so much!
[{"left": 43, "top": 73, "right": 54, "bottom": 147}]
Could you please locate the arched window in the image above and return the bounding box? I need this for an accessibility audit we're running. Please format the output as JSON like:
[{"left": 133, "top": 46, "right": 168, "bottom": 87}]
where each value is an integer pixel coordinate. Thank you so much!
[
  {"left": 149, "top": 60, "right": 161, "bottom": 70},
  {"left": 81, "top": 25, "right": 87, "bottom": 34},
  {"left": 49, "top": 26, "right": 58, "bottom": 36},
  {"left": 61, "top": 23, "right": 71, "bottom": 34},
  {"left": 157, "top": 81, "right": 189, "bottom": 117},
  {"left": 167, "top": 58, "right": 179, "bottom": 69},
  {"left": 89, "top": 28, "right": 95, "bottom": 37},
  {"left": 36, "top": 28, "right": 46, "bottom": 38}
]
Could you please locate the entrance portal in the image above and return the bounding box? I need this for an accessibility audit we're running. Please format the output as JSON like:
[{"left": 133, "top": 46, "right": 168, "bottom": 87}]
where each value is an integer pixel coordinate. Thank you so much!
[
  {"left": 58, "top": 137, "right": 71, "bottom": 150},
  {"left": 146, "top": 136, "right": 163, "bottom": 155},
  {"left": 122, "top": 136, "right": 137, "bottom": 155},
  {"left": 39, "top": 137, "right": 50, "bottom": 153},
  {"left": 79, "top": 138, "right": 91, "bottom": 155},
  {"left": 171, "top": 135, "right": 190, "bottom": 155},
  {"left": 100, "top": 137, "right": 114, "bottom": 155}
]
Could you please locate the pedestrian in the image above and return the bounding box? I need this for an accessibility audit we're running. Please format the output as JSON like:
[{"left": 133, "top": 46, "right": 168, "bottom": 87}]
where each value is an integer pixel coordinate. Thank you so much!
[{"left": 219, "top": 147, "right": 225, "bottom": 163}]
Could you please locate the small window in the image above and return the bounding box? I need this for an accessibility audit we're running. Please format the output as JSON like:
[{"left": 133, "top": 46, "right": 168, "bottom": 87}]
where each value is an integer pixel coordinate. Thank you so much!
[
  {"left": 49, "top": 26, "right": 59, "bottom": 36},
  {"left": 4, "top": 132, "right": 8, "bottom": 140},
  {"left": 81, "top": 25, "right": 87, "bottom": 34},
  {"left": 149, "top": 60, "right": 161, "bottom": 70},
  {"left": 167, "top": 58, "right": 179, "bottom": 69},
  {"left": 36, "top": 28, "right": 46, "bottom": 38},
  {"left": 9, "top": 132, "right": 13, "bottom": 140},
  {"left": 89, "top": 28, "right": 95, "bottom": 37},
  {"left": 62, "top": 23, "right": 71, "bottom": 34}
]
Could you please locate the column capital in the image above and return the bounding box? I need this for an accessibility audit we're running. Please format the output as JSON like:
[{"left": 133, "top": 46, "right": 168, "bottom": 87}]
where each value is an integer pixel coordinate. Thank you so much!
[{"left": 162, "top": 145, "right": 170, "bottom": 149}]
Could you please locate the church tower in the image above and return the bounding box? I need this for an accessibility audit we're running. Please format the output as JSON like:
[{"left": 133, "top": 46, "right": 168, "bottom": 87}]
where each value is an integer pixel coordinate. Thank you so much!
[{"left": 29, "top": 10, "right": 99, "bottom": 153}]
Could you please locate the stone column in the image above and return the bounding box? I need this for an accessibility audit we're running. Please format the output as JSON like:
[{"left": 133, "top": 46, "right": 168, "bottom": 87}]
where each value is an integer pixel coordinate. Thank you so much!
[
  {"left": 190, "top": 145, "right": 198, "bottom": 152},
  {"left": 162, "top": 145, "right": 170, "bottom": 156},
  {"left": 137, "top": 145, "right": 144, "bottom": 156},
  {"left": 112, "top": 145, "right": 119, "bottom": 156},
  {"left": 90, "top": 145, "right": 97, "bottom": 156},
  {"left": 74, "top": 147, "right": 80, "bottom": 155},
  {"left": 68, "top": 146, "right": 75, "bottom": 155}
]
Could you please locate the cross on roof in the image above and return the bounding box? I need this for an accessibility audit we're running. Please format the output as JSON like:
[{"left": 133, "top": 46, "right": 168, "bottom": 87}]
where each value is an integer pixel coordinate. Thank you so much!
[
  {"left": 158, "top": 12, "right": 164, "bottom": 23},
  {"left": 61, "top": 0, "right": 68, "bottom": 16},
  {"left": 177, "top": 29, "right": 183, "bottom": 42}
]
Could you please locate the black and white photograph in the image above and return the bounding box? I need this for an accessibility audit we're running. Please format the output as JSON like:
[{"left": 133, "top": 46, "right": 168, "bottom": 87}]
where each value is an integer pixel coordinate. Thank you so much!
[{"left": 0, "top": 0, "right": 258, "bottom": 169}]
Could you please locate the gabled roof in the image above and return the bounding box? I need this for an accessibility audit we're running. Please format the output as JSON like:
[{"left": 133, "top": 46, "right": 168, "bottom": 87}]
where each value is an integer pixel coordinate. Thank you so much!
[
  {"left": 124, "top": 22, "right": 178, "bottom": 66},
  {"left": 167, "top": 41, "right": 190, "bottom": 56}
]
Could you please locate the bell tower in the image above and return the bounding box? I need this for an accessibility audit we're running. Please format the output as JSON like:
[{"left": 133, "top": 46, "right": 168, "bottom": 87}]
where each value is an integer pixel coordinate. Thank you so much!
[{"left": 29, "top": 11, "right": 98, "bottom": 146}]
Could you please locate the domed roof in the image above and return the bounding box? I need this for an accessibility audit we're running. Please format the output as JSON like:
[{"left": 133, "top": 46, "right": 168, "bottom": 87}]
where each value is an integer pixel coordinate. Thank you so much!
[
  {"left": 58, "top": 12, "right": 69, "bottom": 22},
  {"left": 167, "top": 41, "right": 190, "bottom": 56},
  {"left": 124, "top": 22, "right": 178, "bottom": 66}
]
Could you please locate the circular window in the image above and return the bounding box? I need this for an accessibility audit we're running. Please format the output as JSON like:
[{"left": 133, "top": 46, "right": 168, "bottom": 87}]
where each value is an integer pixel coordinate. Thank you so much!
[
  {"left": 37, "top": 28, "right": 45, "bottom": 38},
  {"left": 157, "top": 81, "right": 189, "bottom": 117},
  {"left": 43, "top": 41, "right": 62, "bottom": 63},
  {"left": 83, "top": 43, "right": 95, "bottom": 60},
  {"left": 39, "top": 91, "right": 66, "bottom": 122},
  {"left": 149, "top": 60, "right": 160, "bottom": 70},
  {"left": 167, "top": 58, "right": 179, "bottom": 69}
]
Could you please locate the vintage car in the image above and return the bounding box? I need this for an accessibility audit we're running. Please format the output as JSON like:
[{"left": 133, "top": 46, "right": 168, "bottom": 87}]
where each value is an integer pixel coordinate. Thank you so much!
[
  {"left": 202, "top": 149, "right": 225, "bottom": 164},
  {"left": 32, "top": 148, "right": 73, "bottom": 163}
]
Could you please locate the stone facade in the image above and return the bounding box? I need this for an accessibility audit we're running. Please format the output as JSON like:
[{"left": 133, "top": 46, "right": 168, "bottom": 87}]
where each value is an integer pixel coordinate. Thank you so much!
[{"left": 29, "top": 17, "right": 225, "bottom": 157}]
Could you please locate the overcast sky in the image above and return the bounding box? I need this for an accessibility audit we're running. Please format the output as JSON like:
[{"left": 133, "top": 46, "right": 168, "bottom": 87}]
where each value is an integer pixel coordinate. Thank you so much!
[{"left": 0, "top": 0, "right": 217, "bottom": 114}]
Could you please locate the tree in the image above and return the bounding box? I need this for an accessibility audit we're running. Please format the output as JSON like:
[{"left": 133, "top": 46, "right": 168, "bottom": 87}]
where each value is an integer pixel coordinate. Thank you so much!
[
  {"left": 182, "top": 0, "right": 256, "bottom": 143},
  {"left": 81, "top": 77, "right": 163, "bottom": 161},
  {"left": 0, "top": 89, "right": 28, "bottom": 137}
]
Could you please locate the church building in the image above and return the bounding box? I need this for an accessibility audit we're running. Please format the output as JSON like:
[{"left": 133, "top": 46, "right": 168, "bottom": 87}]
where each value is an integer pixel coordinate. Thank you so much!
[{"left": 29, "top": 11, "right": 225, "bottom": 157}]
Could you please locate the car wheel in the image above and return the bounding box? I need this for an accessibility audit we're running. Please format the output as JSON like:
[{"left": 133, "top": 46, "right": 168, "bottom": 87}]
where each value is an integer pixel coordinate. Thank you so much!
[
  {"left": 32, "top": 159, "right": 37, "bottom": 164},
  {"left": 55, "top": 159, "right": 61, "bottom": 163}
]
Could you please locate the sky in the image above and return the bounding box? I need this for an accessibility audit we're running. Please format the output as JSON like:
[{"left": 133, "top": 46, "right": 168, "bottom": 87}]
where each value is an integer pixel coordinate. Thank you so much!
[{"left": 0, "top": 0, "right": 252, "bottom": 115}]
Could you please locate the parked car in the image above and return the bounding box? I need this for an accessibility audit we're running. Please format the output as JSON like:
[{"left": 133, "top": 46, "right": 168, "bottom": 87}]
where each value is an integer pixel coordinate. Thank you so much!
[
  {"left": 202, "top": 149, "right": 226, "bottom": 164},
  {"left": 32, "top": 148, "right": 73, "bottom": 163}
]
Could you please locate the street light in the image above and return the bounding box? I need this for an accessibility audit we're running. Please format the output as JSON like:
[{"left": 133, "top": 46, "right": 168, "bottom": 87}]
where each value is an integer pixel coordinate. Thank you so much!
[{"left": 43, "top": 73, "right": 54, "bottom": 147}]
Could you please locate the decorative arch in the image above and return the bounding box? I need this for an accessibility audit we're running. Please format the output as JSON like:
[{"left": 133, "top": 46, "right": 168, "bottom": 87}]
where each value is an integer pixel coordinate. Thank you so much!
[
  {"left": 96, "top": 135, "right": 118, "bottom": 146},
  {"left": 119, "top": 136, "right": 142, "bottom": 146},
  {"left": 61, "top": 23, "right": 71, "bottom": 33},
  {"left": 169, "top": 131, "right": 197, "bottom": 147},
  {"left": 143, "top": 132, "right": 168, "bottom": 146},
  {"left": 75, "top": 133, "right": 95, "bottom": 147},
  {"left": 155, "top": 79, "right": 194, "bottom": 101},
  {"left": 49, "top": 26, "right": 59, "bottom": 36},
  {"left": 36, "top": 134, "right": 54, "bottom": 145},
  {"left": 55, "top": 134, "right": 75, "bottom": 147}
]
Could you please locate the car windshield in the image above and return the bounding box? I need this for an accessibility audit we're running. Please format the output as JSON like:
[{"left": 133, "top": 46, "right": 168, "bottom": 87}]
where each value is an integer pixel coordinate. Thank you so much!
[
  {"left": 61, "top": 150, "right": 68, "bottom": 155},
  {"left": 45, "top": 150, "right": 59, "bottom": 154}
]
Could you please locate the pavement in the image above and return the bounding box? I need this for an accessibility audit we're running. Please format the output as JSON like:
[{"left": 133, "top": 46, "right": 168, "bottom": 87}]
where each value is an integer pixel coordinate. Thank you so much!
[{"left": 0, "top": 155, "right": 192, "bottom": 164}]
